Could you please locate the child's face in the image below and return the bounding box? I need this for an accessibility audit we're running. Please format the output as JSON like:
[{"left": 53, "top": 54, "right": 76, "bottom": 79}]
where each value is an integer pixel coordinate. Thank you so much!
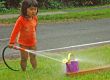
[{"left": 27, "top": 6, "right": 38, "bottom": 17}]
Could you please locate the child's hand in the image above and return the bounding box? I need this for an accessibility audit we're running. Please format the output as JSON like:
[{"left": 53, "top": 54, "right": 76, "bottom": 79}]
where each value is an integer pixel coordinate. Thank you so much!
[{"left": 8, "top": 44, "right": 14, "bottom": 48}]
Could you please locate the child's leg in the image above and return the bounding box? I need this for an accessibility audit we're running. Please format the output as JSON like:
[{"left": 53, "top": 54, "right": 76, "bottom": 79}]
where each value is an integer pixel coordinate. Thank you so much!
[
  {"left": 29, "top": 46, "right": 37, "bottom": 69},
  {"left": 19, "top": 45, "right": 28, "bottom": 71}
]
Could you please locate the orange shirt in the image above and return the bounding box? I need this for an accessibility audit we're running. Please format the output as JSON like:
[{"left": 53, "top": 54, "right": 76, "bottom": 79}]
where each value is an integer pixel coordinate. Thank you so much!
[{"left": 9, "top": 16, "right": 38, "bottom": 46}]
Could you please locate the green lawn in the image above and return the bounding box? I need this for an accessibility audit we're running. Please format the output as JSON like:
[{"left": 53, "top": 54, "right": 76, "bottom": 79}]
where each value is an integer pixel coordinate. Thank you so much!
[
  {"left": 0, "top": 44, "right": 110, "bottom": 80},
  {"left": 0, "top": 4, "right": 110, "bottom": 15},
  {"left": 1, "top": 8, "right": 110, "bottom": 24}
]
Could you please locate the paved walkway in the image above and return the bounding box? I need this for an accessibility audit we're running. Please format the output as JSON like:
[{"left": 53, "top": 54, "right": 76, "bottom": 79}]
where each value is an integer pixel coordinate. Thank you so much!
[
  {"left": 0, "top": 11, "right": 67, "bottom": 19},
  {"left": 0, "top": 11, "right": 68, "bottom": 26}
]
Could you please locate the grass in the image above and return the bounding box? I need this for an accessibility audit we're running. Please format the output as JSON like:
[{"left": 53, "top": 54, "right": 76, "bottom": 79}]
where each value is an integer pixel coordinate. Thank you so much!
[
  {"left": 0, "top": 44, "right": 110, "bottom": 80},
  {"left": 0, "top": 8, "right": 110, "bottom": 24},
  {"left": 0, "top": 4, "right": 110, "bottom": 15},
  {"left": 0, "top": 8, "right": 20, "bottom": 15},
  {"left": 39, "top": 8, "right": 110, "bottom": 22},
  {"left": 38, "top": 8, "right": 110, "bottom": 22}
]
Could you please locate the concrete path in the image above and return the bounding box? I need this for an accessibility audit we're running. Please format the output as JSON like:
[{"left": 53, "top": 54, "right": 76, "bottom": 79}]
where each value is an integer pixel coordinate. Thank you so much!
[{"left": 0, "top": 11, "right": 67, "bottom": 19}]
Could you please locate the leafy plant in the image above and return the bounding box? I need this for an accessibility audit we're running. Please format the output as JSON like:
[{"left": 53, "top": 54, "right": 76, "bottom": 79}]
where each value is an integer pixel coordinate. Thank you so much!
[{"left": 48, "top": 1, "right": 62, "bottom": 9}]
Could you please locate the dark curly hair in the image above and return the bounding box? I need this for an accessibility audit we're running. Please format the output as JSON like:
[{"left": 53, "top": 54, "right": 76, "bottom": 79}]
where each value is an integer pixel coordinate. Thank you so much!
[{"left": 21, "top": 0, "right": 38, "bottom": 17}]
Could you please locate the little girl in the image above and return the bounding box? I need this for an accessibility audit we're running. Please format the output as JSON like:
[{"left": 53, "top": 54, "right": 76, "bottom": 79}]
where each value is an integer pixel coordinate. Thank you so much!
[{"left": 9, "top": 0, "right": 38, "bottom": 71}]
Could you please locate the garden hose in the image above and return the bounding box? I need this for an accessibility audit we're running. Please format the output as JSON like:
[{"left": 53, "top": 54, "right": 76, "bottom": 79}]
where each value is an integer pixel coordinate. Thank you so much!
[{"left": 2, "top": 45, "right": 19, "bottom": 71}]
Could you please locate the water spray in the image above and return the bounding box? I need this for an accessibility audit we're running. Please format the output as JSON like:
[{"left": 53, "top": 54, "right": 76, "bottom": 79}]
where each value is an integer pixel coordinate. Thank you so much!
[
  {"left": 2, "top": 45, "right": 79, "bottom": 74},
  {"left": 2, "top": 45, "right": 110, "bottom": 76},
  {"left": 14, "top": 46, "right": 79, "bottom": 73},
  {"left": 2, "top": 45, "right": 61, "bottom": 71},
  {"left": 13, "top": 46, "right": 62, "bottom": 63}
]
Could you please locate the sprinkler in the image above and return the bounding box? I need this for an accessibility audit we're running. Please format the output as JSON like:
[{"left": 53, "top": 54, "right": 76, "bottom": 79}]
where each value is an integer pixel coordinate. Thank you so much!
[
  {"left": 62, "top": 53, "right": 79, "bottom": 74},
  {"left": 63, "top": 54, "right": 110, "bottom": 76}
]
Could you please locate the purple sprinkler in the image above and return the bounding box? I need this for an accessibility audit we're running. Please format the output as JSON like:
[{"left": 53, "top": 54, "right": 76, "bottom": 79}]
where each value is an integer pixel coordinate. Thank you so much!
[{"left": 63, "top": 53, "right": 79, "bottom": 74}]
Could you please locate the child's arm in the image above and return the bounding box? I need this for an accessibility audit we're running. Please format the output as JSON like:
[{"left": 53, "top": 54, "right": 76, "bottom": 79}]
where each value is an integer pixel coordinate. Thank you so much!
[{"left": 9, "top": 19, "right": 21, "bottom": 45}]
